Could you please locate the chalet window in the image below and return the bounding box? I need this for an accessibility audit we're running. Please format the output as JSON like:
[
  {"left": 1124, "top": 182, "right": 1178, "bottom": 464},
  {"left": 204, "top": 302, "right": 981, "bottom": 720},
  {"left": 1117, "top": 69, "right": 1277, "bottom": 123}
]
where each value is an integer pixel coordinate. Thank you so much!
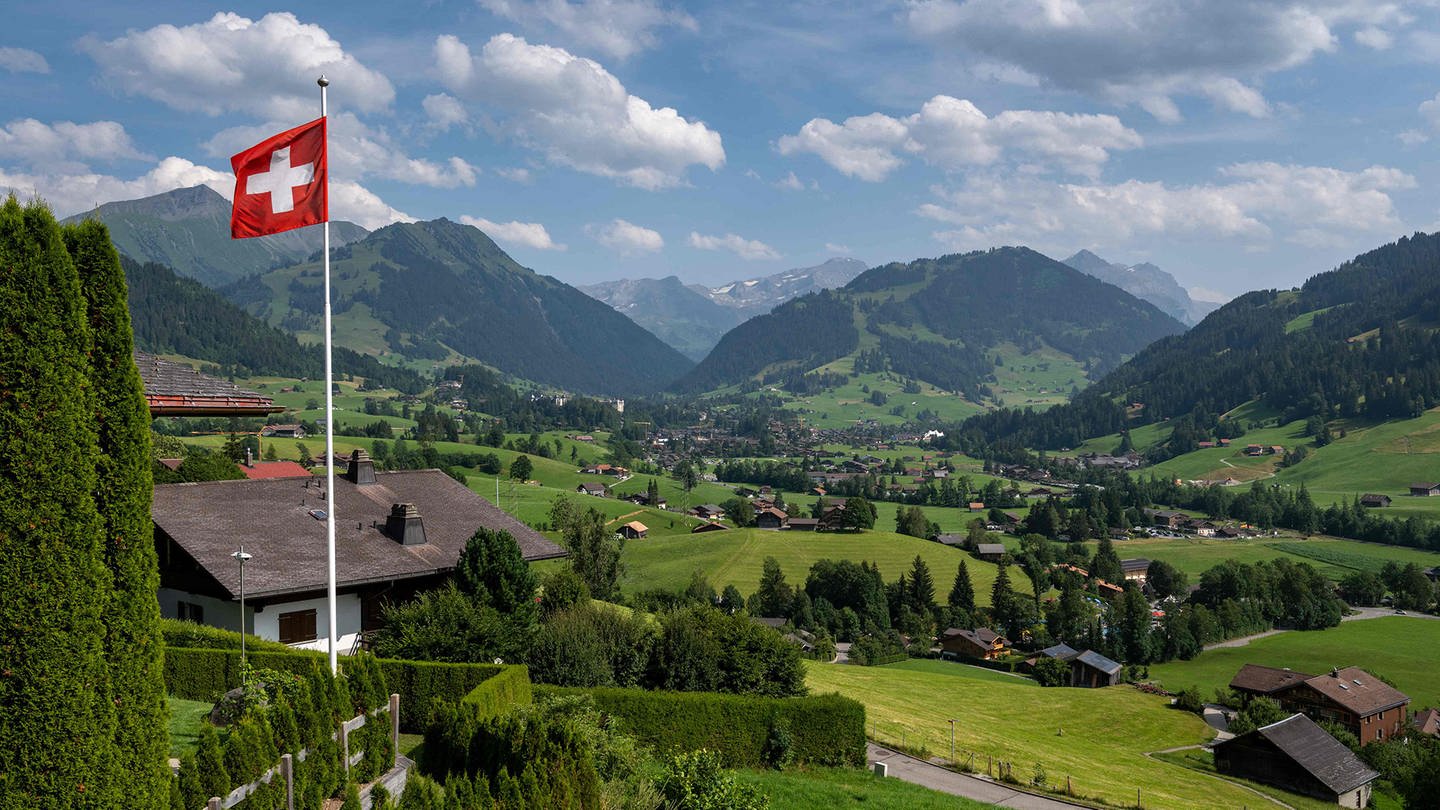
[
  {"left": 177, "top": 601, "right": 204, "bottom": 623},
  {"left": 278, "top": 609, "right": 318, "bottom": 644}
]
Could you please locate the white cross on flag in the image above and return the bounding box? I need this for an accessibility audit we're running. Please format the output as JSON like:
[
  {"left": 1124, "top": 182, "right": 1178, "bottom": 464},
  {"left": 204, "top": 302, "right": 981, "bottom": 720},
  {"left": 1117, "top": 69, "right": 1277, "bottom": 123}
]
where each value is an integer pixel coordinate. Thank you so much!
[{"left": 230, "top": 116, "right": 327, "bottom": 239}]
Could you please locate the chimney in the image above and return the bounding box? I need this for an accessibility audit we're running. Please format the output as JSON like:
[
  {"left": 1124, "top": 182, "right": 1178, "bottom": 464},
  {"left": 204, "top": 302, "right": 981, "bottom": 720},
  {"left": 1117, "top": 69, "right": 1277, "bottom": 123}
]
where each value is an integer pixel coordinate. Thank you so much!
[
  {"left": 345, "top": 448, "right": 376, "bottom": 485},
  {"left": 385, "top": 503, "right": 426, "bottom": 546}
]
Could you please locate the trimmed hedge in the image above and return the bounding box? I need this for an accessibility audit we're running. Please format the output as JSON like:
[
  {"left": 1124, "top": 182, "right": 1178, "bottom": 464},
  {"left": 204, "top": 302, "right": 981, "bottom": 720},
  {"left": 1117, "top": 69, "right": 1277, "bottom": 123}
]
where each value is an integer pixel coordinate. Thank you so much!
[
  {"left": 160, "top": 618, "right": 295, "bottom": 653},
  {"left": 164, "top": 647, "right": 325, "bottom": 701},
  {"left": 536, "top": 686, "right": 865, "bottom": 768},
  {"left": 460, "top": 664, "right": 532, "bottom": 720},
  {"left": 376, "top": 659, "right": 518, "bottom": 733}
]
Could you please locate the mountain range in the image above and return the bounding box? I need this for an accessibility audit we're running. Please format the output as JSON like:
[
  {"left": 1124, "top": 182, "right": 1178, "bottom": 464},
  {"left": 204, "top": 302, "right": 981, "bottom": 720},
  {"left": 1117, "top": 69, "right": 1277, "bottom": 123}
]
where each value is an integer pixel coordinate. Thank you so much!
[
  {"left": 66, "top": 185, "right": 368, "bottom": 288},
  {"left": 673, "top": 247, "right": 1186, "bottom": 398},
  {"left": 1062, "top": 249, "right": 1218, "bottom": 326},
  {"left": 582, "top": 258, "right": 868, "bottom": 360}
]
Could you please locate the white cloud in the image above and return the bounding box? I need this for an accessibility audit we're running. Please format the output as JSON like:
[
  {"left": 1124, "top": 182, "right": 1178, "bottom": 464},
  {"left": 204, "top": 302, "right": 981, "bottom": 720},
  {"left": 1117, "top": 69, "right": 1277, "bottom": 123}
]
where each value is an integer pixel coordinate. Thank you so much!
[
  {"left": 497, "top": 167, "right": 532, "bottom": 183},
  {"left": 1419, "top": 91, "right": 1440, "bottom": 131},
  {"left": 460, "top": 215, "right": 565, "bottom": 250},
  {"left": 435, "top": 33, "right": 724, "bottom": 189},
  {"left": 329, "top": 181, "right": 413, "bottom": 229},
  {"left": 81, "top": 12, "right": 394, "bottom": 120},
  {"left": 778, "top": 96, "right": 1140, "bottom": 181},
  {"left": 0, "top": 47, "right": 49, "bottom": 74},
  {"left": 589, "top": 218, "right": 664, "bottom": 254},
  {"left": 1398, "top": 129, "right": 1429, "bottom": 145},
  {"left": 688, "top": 231, "right": 781, "bottom": 260},
  {"left": 919, "top": 162, "right": 1415, "bottom": 254},
  {"left": 0, "top": 119, "right": 148, "bottom": 166},
  {"left": 422, "top": 93, "right": 469, "bottom": 132},
  {"left": 774, "top": 171, "right": 805, "bottom": 191},
  {"left": 825, "top": 242, "right": 851, "bottom": 253},
  {"left": 906, "top": 1, "right": 1412, "bottom": 120},
  {"left": 205, "top": 113, "right": 478, "bottom": 189},
  {"left": 477, "top": 0, "right": 697, "bottom": 60},
  {"left": 1355, "top": 26, "right": 1394, "bottom": 49}
]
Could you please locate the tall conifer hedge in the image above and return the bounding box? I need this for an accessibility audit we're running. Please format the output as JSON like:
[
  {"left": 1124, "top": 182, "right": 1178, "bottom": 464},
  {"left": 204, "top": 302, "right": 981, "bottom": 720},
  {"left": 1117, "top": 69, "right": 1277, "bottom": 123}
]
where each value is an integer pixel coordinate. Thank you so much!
[
  {"left": 0, "top": 198, "right": 118, "bottom": 805},
  {"left": 65, "top": 221, "right": 170, "bottom": 806}
]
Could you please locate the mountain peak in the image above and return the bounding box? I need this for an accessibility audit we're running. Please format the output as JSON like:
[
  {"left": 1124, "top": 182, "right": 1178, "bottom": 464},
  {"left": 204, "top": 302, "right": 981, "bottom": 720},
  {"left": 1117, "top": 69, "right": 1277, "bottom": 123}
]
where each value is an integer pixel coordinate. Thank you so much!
[{"left": 1061, "top": 250, "right": 1216, "bottom": 326}]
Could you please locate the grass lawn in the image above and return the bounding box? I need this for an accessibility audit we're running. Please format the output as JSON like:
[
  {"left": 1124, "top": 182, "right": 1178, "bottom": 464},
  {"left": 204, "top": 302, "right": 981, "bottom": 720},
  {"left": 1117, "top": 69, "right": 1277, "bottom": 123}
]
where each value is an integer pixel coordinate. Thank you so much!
[
  {"left": 880, "top": 658, "right": 1039, "bottom": 688},
  {"left": 168, "top": 696, "right": 214, "bottom": 758},
  {"left": 804, "top": 661, "right": 1267, "bottom": 810},
  {"left": 1149, "top": 616, "right": 1440, "bottom": 707},
  {"left": 617, "top": 528, "right": 1008, "bottom": 605},
  {"left": 737, "top": 766, "right": 991, "bottom": 809},
  {"left": 1083, "top": 534, "right": 1440, "bottom": 580}
]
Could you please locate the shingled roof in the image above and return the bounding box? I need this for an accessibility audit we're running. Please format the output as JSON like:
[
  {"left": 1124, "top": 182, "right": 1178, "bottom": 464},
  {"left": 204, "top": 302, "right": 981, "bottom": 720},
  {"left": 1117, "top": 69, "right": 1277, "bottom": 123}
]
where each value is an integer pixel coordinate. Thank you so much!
[
  {"left": 1230, "top": 663, "right": 1314, "bottom": 695},
  {"left": 1301, "top": 667, "right": 1410, "bottom": 716},
  {"left": 136, "top": 352, "right": 282, "bottom": 416},
  {"left": 1234, "top": 714, "right": 1379, "bottom": 795},
  {"left": 152, "top": 469, "right": 565, "bottom": 600}
]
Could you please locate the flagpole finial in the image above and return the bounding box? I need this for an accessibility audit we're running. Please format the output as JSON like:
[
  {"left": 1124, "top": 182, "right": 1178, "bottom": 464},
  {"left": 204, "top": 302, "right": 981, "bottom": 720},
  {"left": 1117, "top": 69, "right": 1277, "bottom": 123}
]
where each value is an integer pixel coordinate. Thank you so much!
[{"left": 317, "top": 74, "right": 330, "bottom": 88}]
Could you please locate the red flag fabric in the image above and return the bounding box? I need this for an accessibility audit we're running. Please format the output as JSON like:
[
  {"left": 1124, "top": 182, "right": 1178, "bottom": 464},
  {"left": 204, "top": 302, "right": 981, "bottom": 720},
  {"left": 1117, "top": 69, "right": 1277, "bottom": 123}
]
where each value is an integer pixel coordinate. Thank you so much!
[{"left": 230, "top": 116, "right": 328, "bottom": 239}]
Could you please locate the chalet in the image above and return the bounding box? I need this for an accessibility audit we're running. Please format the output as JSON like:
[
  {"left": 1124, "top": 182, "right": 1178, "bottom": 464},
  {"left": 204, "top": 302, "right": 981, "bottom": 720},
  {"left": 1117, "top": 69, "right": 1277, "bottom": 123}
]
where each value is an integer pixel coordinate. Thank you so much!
[
  {"left": 691, "top": 504, "right": 726, "bottom": 519},
  {"left": 1120, "top": 559, "right": 1150, "bottom": 583},
  {"left": 975, "top": 543, "right": 1007, "bottom": 562},
  {"left": 691, "top": 522, "right": 729, "bottom": 534},
  {"left": 755, "top": 507, "right": 789, "bottom": 530},
  {"left": 1359, "top": 494, "right": 1392, "bottom": 508},
  {"left": 1022, "top": 643, "right": 1080, "bottom": 669},
  {"left": 1245, "top": 444, "right": 1265, "bottom": 456},
  {"left": 152, "top": 450, "right": 564, "bottom": 650},
  {"left": 786, "top": 518, "right": 819, "bottom": 531},
  {"left": 618, "top": 521, "right": 648, "bottom": 540},
  {"left": 1413, "top": 708, "right": 1440, "bottom": 737},
  {"left": 933, "top": 534, "right": 965, "bottom": 548},
  {"left": 939, "top": 627, "right": 1009, "bottom": 661},
  {"left": 1231, "top": 664, "right": 1311, "bottom": 699},
  {"left": 1409, "top": 483, "right": 1440, "bottom": 497},
  {"left": 261, "top": 424, "right": 307, "bottom": 439},
  {"left": 1192, "top": 521, "right": 1219, "bottom": 538},
  {"left": 967, "top": 502, "right": 986, "bottom": 512},
  {"left": 1231, "top": 664, "right": 1411, "bottom": 745},
  {"left": 577, "top": 482, "right": 608, "bottom": 497},
  {"left": 1270, "top": 445, "right": 1285, "bottom": 455},
  {"left": 1069, "top": 649, "right": 1122, "bottom": 687},
  {"left": 1143, "top": 509, "right": 1186, "bottom": 529},
  {"left": 1213, "top": 714, "right": 1378, "bottom": 807}
]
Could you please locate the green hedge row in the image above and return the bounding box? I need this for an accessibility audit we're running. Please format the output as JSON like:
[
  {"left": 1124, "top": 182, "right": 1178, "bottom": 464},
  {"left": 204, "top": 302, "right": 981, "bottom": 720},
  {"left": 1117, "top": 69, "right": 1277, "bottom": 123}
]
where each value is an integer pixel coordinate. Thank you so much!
[
  {"left": 164, "top": 647, "right": 325, "bottom": 701},
  {"left": 536, "top": 686, "right": 865, "bottom": 768},
  {"left": 160, "top": 618, "right": 295, "bottom": 653},
  {"left": 460, "top": 665, "right": 532, "bottom": 720},
  {"left": 376, "top": 659, "right": 518, "bottom": 733}
]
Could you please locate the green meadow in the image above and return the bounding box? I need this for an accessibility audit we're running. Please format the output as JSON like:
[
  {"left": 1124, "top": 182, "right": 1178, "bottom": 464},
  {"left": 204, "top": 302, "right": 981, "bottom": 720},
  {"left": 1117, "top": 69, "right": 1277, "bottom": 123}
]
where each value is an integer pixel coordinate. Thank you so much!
[
  {"left": 737, "top": 766, "right": 991, "bottom": 810},
  {"left": 1086, "top": 534, "right": 1440, "bottom": 579}
]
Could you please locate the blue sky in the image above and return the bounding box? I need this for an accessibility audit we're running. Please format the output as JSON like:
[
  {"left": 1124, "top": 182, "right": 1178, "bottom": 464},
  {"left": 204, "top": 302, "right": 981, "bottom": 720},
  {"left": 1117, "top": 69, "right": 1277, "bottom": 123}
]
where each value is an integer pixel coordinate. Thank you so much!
[{"left": 4, "top": 1, "right": 1440, "bottom": 298}]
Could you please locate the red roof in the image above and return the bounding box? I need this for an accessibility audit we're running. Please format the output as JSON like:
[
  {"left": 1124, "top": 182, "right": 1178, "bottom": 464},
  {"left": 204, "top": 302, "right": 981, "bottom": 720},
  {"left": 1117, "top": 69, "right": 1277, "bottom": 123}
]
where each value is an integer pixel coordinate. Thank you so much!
[{"left": 238, "top": 461, "right": 313, "bottom": 480}]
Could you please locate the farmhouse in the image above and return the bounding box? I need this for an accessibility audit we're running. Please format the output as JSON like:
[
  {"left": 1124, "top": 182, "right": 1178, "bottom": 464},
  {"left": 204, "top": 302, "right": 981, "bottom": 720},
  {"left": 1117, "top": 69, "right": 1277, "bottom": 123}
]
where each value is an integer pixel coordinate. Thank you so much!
[
  {"left": 933, "top": 534, "right": 965, "bottom": 548},
  {"left": 786, "top": 517, "right": 819, "bottom": 531},
  {"left": 577, "top": 482, "right": 608, "bottom": 497},
  {"left": 1413, "top": 708, "right": 1440, "bottom": 737},
  {"left": 1409, "top": 483, "right": 1440, "bottom": 497},
  {"left": 967, "top": 502, "right": 986, "bottom": 512},
  {"left": 618, "top": 521, "right": 648, "bottom": 539},
  {"left": 1230, "top": 664, "right": 1310, "bottom": 699},
  {"left": 692, "top": 504, "right": 726, "bottom": 519},
  {"left": 151, "top": 450, "right": 565, "bottom": 651},
  {"left": 260, "top": 424, "right": 307, "bottom": 439},
  {"left": 1120, "top": 558, "right": 1150, "bottom": 583},
  {"left": 755, "top": 507, "right": 788, "bottom": 530},
  {"left": 975, "top": 543, "right": 1007, "bottom": 562},
  {"left": 1230, "top": 664, "right": 1411, "bottom": 745},
  {"left": 1213, "top": 714, "right": 1378, "bottom": 807},
  {"left": 939, "top": 627, "right": 1009, "bottom": 661},
  {"left": 691, "top": 522, "right": 728, "bottom": 534},
  {"left": 1359, "top": 494, "right": 1392, "bottom": 508},
  {"left": 1143, "top": 509, "right": 1186, "bottom": 529}
]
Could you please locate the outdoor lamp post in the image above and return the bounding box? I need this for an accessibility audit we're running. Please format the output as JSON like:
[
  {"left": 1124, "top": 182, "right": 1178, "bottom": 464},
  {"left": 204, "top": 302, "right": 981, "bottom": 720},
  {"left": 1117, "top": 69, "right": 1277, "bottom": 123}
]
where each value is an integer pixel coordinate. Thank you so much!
[
  {"left": 232, "top": 547, "right": 253, "bottom": 667},
  {"left": 949, "top": 718, "right": 956, "bottom": 763}
]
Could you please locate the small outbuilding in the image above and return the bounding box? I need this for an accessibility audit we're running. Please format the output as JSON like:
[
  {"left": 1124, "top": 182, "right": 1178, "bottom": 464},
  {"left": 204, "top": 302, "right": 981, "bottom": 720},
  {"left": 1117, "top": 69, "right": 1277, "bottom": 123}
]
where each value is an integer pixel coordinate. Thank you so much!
[
  {"left": 619, "top": 521, "right": 648, "bottom": 539},
  {"left": 1214, "top": 714, "right": 1378, "bottom": 808}
]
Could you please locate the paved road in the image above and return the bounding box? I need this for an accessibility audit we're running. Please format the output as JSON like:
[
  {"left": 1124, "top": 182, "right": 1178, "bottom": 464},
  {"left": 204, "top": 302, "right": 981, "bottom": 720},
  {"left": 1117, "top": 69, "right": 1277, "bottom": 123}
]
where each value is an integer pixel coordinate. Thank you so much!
[{"left": 866, "top": 743, "right": 1089, "bottom": 809}]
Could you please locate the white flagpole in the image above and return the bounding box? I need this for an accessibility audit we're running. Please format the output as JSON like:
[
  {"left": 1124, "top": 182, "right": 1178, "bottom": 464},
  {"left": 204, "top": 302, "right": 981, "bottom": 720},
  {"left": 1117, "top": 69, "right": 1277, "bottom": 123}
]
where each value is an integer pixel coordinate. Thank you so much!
[{"left": 319, "top": 74, "right": 338, "bottom": 675}]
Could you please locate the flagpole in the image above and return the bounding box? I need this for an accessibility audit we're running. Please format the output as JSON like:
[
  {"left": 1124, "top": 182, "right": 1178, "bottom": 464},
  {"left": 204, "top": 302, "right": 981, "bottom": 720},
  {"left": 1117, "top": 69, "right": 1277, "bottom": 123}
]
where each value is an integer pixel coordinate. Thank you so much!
[{"left": 319, "top": 74, "right": 338, "bottom": 675}]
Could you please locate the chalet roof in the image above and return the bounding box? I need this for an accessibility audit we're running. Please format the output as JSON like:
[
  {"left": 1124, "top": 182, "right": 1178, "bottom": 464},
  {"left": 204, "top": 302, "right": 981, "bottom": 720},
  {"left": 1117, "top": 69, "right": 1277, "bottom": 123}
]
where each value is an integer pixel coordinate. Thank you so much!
[
  {"left": 1074, "top": 649, "right": 1122, "bottom": 675},
  {"left": 941, "top": 627, "right": 1007, "bottom": 647},
  {"left": 1231, "top": 714, "right": 1379, "bottom": 795},
  {"left": 1038, "top": 643, "right": 1080, "bottom": 661},
  {"left": 934, "top": 534, "right": 965, "bottom": 546},
  {"left": 622, "top": 521, "right": 648, "bottom": 533},
  {"left": 152, "top": 470, "right": 564, "bottom": 600},
  {"left": 1413, "top": 708, "right": 1440, "bottom": 736},
  {"left": 1301, "top": 667, "right": 1410, "bottom": 716},
  {"left": 136, "top": 352, "right": 282, "bottom": 417},
  {"left": 976, "top": 543, "right": 1006, "bottom": 556},
  {"left": 579, "top": 482, "right": 607, "bottom": 493},
  {"left": 238, "top": 461, "right": 313, "bottom": 480},
  {"left": 753, "top": 617, "right": 787, "bottom": 629},
  {"left": 1410, "top": 482, "right": 1440, "bottom": 490},
  {"left": 786, "top": 518, "right": 819, "bottom": 527},
  {"left": 1120, "top": 558, "right": 1151, "bottom": 573},
  {"left": 1230, "top": 664, "right": 1313, "bottom": 695}
]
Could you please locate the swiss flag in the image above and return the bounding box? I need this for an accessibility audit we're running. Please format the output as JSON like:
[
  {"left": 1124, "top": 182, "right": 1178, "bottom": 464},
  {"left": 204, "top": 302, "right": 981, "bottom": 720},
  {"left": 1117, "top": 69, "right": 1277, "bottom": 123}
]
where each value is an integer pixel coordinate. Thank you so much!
[{"left": 230, "top": 116, "right": 328, "bottom": 239}]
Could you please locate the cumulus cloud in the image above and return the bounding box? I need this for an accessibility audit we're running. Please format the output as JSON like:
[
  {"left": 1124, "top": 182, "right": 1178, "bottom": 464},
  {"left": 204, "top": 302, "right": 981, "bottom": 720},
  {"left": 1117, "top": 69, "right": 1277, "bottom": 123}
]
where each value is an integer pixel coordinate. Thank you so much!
[
  {"left": 0, "top": 47, "right": 49, "bottom": 74},
  {"left": 81, "top": 12, "right": 394, "bottom": 120},
  {"left": 461, "top": 215, "right": 565, "bottom": 250},
  {"left": 478, "top": 0, "right": 697, "bottom": 60},
  {"left": 435, "top": 33, "right": 724, "bottom": 189},
  {"left": 422, "top": 93, "right": 469, "bottom": 132},
  {"left": 919, "top": 162, "right": 1415, "bottom": 254},
  {"left": 774, "top": 171, "right": 805, "bottom": 191},
  {"left": 905, "top": 0, "right": 1413, "bottom": 120},
  {"left": 329, "top": 181, "right": 413, "bottom": 229},
  {"left": 0, "top": 157, "right": 229, "bottom": 219},
  {"left": 0, "top": 119, "right": 149, "bottom": 167},
  {"left": 778, "top": 96, "right": 1140, "bottom": 181},
  {"left": 688, "top": 231, "right": 781, "bottom": 260},
  {"left": 205, "top": 113, "right": 478, "bottom": 189},
  {"left": 589, "top": 218, "right": 664, "bottom": 254}
]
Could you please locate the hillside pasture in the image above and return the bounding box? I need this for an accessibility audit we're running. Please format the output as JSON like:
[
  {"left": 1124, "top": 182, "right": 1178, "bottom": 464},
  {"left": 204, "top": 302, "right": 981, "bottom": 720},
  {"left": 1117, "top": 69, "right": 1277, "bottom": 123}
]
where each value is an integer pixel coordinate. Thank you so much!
[{"left": 1087, "top": 534, "right": 1440, "bottom": 579}]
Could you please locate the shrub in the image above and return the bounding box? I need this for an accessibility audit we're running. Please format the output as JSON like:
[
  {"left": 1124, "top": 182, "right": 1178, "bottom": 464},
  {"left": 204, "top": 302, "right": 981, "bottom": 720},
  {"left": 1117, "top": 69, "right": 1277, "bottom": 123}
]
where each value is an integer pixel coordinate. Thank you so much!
[
  {"left": 658, "top": 750, "right": 769, "bottom": 810},
  {"left": 459, "top": 665, "right": 533, "bottom": 720},
  {"left": 1033, "top": 657, "right": 1071, "bottom": 687},
  {"left": 535, "top": 685, "right": 865, "bottom": 768},
  {"left": 377, "top": 658, "right": 516, "bottom": 733},
  {"left": 1174, "top": 686, "right": 1205, "bottom": 714}
]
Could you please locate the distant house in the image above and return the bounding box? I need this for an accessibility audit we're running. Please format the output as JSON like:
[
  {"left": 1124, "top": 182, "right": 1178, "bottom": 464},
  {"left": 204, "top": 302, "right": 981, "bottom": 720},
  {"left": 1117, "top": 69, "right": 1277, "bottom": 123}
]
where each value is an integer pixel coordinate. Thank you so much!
[
  {"left": 786, "top": 518, "right": 819, "bottom": 532},
  {"left": 975, "top": 543, "right": 1007, "bottom": 562},
  {"left": 755, "top": 507, "right": 788, "bottom": 530},
  {"left": 1069, "top": 650, "right": 1122, "bottom": 687},
  {"left": 1269, "top": 445, "right": 1285, "bottom": 455},
  {"left": 618, "top": 521, "right": 648, "bottom": 539},
  {"left": 691, "top": 522, "right": 728, "bottom": 534},
  {"left": 577, "top": 482, "right": 608, "bottom": 497},
  {"left": 1244, "top": 444, "right": 1265, "bottom": 456},
  {"left": 1143, "top": 509, "right": 1186, "bottom": 529},
  {"left": 1413, "top": 708, "right": 1440, "bottom": 737},
  {"left": 967, "top": 502, "right": 986, "bottom": 512},
  {"left": 1022, "top": 643, "right": 1079, "bottom": 669},
  {"left": 933, "top": 534, "right": 965, "bottom": 548},
  {"left": 1230, "top": 664, "right": 1411, "bottom": 745},
  {"left": 1093, "top": 580, "right": 1125, "bottom": 599},
  {"left": 1409, "top": 483, "right": 1440, "bottom": 497},
  {"left": 939, "top": 627, "right": 1009, "bottom": 661},
  {"left": 1120, "top": 558, "right": 1150, "bottom": 582},
  {"left": 1359, "top": 494, "right": 1392, "bottom": 508},
  {"left": 261, "top": 424, "right": 307, "bottom": 439},
  {"left": 1213, "top": 714, "right": 1378, "bottom": 807},
  {"left": 691, "top": 504, "right": 726, "bottom": 519}
]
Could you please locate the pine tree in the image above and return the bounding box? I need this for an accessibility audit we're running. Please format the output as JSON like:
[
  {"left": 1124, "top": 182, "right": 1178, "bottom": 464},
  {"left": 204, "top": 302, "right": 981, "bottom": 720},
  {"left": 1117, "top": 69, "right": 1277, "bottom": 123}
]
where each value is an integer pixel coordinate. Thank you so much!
[
  {"left": 195, "top": 723, "right": 231, "bottom": 801},
  {"left": 990, "top": 562, "right": 1019, "bottom": 635},
  {"left": 948, "top": 560, "right": 976, "bottom": 614},
  {"left": 908, "top": 555, "right": 935, "bottom": 614},
  {"left": 1090, "top": 535, "right": 1124, "bottom": 584},
  {"left": 0, "top": 197, "right": 118, "bottom": 805},
  {"left": 455, "top": 528, "right": 538, "bottom": 616},
  {"left": 65, "top": 220, "right": 170, "bottom": 806}
]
